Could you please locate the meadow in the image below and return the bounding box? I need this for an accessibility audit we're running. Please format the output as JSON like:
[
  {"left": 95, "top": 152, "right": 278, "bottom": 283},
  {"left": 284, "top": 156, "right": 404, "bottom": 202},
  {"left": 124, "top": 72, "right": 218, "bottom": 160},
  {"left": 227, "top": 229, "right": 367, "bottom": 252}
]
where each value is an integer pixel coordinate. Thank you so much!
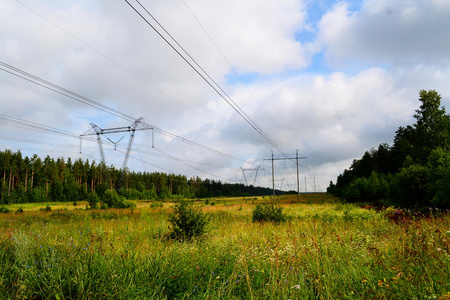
[{"left": 1, "top": 194, "right": 449, "bottom": 299}]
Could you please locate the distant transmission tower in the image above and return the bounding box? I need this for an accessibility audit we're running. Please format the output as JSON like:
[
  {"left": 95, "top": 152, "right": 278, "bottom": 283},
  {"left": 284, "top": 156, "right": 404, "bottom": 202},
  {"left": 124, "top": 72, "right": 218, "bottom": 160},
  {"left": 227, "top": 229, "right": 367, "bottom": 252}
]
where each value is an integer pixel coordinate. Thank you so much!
[
  {"left": 238, "top": 166, "right": 261, "bottom": 186},
  {"left": 80, "top": 117, "right": 152, "bottom": 172}
]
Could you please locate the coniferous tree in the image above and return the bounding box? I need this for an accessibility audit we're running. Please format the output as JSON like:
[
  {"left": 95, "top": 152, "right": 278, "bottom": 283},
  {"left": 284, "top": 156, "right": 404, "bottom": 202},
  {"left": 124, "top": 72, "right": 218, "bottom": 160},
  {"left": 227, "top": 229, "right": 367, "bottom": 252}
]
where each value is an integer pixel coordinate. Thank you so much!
[{"left": 329, "top": 90, "right": 450, "bottom": 208}]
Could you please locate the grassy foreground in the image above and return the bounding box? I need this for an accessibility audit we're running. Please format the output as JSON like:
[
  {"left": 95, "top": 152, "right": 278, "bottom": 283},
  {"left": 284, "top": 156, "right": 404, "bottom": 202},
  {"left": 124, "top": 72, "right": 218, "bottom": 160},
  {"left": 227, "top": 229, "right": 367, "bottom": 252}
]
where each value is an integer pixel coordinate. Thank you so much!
[{"left": 1, "top": 194, "right": 449, "bottom": 299}]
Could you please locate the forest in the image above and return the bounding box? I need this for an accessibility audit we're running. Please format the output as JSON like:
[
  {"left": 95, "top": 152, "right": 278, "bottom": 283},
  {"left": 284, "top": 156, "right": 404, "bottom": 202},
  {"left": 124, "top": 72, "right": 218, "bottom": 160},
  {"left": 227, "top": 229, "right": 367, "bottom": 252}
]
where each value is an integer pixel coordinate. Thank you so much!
[
  {"left": 0, "top": 150, "right": 277, "bottom": 206},
  {"left": 328, "top": 90, "right": 450, "bottom": 209}
]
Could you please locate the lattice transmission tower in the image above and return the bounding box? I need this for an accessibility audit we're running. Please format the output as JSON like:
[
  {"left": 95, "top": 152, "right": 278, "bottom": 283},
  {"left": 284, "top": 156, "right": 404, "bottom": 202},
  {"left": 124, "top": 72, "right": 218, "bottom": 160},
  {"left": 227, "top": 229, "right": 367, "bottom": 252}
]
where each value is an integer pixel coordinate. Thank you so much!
[
  {"left": 80, "top": 117, "right": 152, "bottom": 172},
  {"left": 238, "top": 166, "right": 261, "bottom": 186}
]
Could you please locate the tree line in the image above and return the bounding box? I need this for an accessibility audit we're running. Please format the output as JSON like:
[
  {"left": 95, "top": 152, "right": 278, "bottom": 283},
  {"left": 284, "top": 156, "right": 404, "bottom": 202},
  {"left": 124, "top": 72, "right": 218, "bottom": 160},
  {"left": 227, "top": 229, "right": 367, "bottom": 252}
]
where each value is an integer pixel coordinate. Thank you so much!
[
  {"left": 328, "top": 90, "right": 450, "bottom": 209},
  {"left": 0, "top": 150, "right": 278, "bottom": 205}
]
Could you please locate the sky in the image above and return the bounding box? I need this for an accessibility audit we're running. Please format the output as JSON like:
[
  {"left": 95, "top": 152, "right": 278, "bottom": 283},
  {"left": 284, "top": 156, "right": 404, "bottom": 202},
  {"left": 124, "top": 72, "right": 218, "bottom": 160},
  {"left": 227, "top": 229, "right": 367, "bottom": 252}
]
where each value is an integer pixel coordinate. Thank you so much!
[{"left": 1, "top": 0, "right": 449, "bottom": 192}]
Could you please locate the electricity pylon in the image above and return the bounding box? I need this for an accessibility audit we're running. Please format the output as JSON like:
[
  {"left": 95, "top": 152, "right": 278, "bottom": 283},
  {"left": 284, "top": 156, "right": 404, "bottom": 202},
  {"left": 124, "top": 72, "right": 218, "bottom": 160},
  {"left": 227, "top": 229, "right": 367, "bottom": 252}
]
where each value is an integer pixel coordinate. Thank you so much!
[
  {"left": 80, "top": 117, "right": 152, "bottom": 172},
  {"left": 239, "top": 166, "right": 261, "bottom": 186}
]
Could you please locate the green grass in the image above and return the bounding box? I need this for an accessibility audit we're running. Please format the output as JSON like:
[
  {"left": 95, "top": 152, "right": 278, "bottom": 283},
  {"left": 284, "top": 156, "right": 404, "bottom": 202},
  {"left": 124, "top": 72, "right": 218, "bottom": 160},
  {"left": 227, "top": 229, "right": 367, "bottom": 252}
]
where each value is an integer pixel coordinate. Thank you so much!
[{"left": 1, "top": 194, "right": 449, "bottom": 299}]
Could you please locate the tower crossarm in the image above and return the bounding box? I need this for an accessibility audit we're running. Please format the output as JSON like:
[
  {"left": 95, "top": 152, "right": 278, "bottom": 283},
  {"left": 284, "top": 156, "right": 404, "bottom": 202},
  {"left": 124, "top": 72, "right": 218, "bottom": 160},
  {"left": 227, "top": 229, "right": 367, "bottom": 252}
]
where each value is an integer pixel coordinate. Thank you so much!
[{"left": 79, "top": 117, "right": 152, "bottom": 170}]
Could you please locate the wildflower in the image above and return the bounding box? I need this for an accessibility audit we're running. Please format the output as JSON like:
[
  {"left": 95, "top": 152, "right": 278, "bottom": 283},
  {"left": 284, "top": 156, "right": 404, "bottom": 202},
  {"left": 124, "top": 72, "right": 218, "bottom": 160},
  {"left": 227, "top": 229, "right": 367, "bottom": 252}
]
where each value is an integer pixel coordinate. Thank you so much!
[{"left": 437, "top": 248, "right": 442, "bottom": 252}]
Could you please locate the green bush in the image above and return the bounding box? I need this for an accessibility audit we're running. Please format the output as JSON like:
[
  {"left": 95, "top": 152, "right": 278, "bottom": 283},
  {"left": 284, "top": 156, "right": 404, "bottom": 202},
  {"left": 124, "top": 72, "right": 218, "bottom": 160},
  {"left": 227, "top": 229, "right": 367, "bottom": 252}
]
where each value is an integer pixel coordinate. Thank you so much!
[
  {"left": 167, "top": 200, "right": 209, "bottom": 241},
  {"left": 40, "top": 205, "right": 52, "bottom": 212},
  {"left": 0, "top": 206, "right": 10, "bottom": 213},
  {"left": 87, "top": 190, "right": 100, "bottom": 209},
  {"left": 149, "top": 201, "right": 163, "bottom": 208},
  {"left": 252, "top": 202, "right": 287, "bottom": 223},
  {"left": 100, "top": 189, "right": 135, "bottom": 209}
]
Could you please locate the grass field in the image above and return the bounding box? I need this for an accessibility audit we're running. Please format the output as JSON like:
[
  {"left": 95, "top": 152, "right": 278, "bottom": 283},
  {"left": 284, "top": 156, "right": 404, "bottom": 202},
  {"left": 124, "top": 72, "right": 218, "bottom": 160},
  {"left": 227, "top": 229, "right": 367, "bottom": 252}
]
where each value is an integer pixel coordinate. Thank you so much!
[{"left": 1, "top": 194, "right": 449, "bottom": 299}]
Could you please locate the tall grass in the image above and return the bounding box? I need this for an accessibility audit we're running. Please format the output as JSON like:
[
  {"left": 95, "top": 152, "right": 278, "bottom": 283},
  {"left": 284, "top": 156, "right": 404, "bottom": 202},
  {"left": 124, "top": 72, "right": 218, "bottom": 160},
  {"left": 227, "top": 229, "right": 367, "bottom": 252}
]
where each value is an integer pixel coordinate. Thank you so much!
[{"left": 1, "top": 195, "right": 449, "bottom": 299}]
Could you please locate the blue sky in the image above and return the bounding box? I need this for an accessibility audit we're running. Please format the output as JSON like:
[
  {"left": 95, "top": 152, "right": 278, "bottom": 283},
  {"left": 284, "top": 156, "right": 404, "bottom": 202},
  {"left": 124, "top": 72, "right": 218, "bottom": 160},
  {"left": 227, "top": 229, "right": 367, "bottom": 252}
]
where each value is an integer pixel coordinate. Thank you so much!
[{"left": 1, "top": 0, "right": 449, "bottom": 191}]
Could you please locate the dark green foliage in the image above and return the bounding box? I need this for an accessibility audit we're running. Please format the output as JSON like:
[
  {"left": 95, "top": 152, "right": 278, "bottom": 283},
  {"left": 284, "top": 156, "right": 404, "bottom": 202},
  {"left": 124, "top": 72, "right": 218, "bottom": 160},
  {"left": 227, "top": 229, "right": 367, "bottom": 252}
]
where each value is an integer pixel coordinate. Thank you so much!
[
  {"left": 329, "top": 90, "right": 450, "bottom": 208},
  {"left": 0, "top": 150, "right": 276, "bottom": 205},
  {"left": 101, "top": 189, "right": 135, "bottom": 209},
  {"left": 252, "top": 202, "right": 287, "bottom": 223},
  {"left": 391, "top": 164, "right": 429, "bottom": 208},
  {"left": 343, "top": 172, "right": 390, "bottom": 203},
  {"left": 40, "top": 205, "right": 52, "bottom": 212},
  {"left": 0, "top": 206, "right": 10, "bottom": 213},
  {"left": 167, "top": 200, "right": 209, "bottom": 241},
  {"left": 87, "top": 190, "right": 100, "bottom": 209},
  {"left": 427, "top": 148, "right": 450, "bottom": 207}
]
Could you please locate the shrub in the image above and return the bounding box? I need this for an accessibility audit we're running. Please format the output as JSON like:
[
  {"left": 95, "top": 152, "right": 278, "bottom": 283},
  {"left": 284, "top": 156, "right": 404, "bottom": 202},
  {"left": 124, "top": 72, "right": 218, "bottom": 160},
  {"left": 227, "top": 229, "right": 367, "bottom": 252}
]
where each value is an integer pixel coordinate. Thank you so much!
[
  {"left": 100, "top": 189, "right": 135, "bottom": 209},
  {"left": 0, "top": 206, "right": 10, "bottom": 213},
  {"left": 87, "top": 190, "right": 100, "bottom": 209},
  {"left": 167, "top": 200, "right": 209, "bottom": 241},
  {"left": 252, "top": 202, "right": 287, "bottom": 223},
  {"left": 40, "top": 205, "right": 52, "bottom": 212},
  {"left": 150, "top": 201, "right": 163, "bottom": 208}
]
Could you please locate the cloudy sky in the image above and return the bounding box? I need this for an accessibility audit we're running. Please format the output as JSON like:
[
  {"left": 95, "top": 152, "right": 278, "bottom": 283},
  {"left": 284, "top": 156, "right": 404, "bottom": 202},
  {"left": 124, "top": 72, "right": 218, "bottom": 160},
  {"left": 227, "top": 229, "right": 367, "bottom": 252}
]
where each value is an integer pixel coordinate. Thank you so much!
[{"left": 1, "top": 0, "right": 449, "bottom": 192}]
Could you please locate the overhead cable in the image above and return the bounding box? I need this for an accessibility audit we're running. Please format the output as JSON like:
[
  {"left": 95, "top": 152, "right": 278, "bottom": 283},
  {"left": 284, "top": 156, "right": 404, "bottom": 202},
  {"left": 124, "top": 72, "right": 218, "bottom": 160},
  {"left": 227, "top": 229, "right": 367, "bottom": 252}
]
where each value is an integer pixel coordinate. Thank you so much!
[
  {"left": 124, "top": 0, "right": 289, "bottom": 157},
  {"left": 0, "top": 60, "right": 244, "bottom": 162}
]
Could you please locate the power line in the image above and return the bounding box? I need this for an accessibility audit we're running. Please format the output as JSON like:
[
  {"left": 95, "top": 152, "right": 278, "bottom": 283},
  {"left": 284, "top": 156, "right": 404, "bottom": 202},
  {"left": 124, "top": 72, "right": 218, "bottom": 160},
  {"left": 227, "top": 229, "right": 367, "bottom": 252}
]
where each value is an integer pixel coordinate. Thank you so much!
[
  {"left": 180, "top": 0, "right": 283, "bottom": 134},
  {"left": 153, "top": 147, "right": 230, "bottom": 181},
  {"left": 124, "top": 0, "right": 289, "bottom": 157},
  {"left": 0, "top": 112, "right": 237, "bottom": 182},
  {"left": 15, "top": 0, "right": 203, "bottom": 117},
  {"left": 0, "top": 60, "right": 244, "bottom": 162}
]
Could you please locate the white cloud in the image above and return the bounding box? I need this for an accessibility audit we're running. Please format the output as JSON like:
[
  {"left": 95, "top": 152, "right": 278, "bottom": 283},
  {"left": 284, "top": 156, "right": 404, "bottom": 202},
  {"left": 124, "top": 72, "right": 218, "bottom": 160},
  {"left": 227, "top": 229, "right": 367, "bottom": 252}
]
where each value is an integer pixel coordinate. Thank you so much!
[
  {"left": 180, "top": 0, "right": 308, "bottom": 74},
  {"left": 1, "top": 0, "right": 449, "bottom": 192},
  {"left": 318, "top": 0, "right": 450, "bottom": 68}
]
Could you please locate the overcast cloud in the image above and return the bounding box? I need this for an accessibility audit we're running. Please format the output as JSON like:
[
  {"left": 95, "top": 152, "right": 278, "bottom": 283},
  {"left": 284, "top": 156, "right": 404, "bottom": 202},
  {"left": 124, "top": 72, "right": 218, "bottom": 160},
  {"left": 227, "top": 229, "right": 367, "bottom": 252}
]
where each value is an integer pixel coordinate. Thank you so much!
[{"left": 1, "top": 0, "right": 449, "bottom": 192}]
